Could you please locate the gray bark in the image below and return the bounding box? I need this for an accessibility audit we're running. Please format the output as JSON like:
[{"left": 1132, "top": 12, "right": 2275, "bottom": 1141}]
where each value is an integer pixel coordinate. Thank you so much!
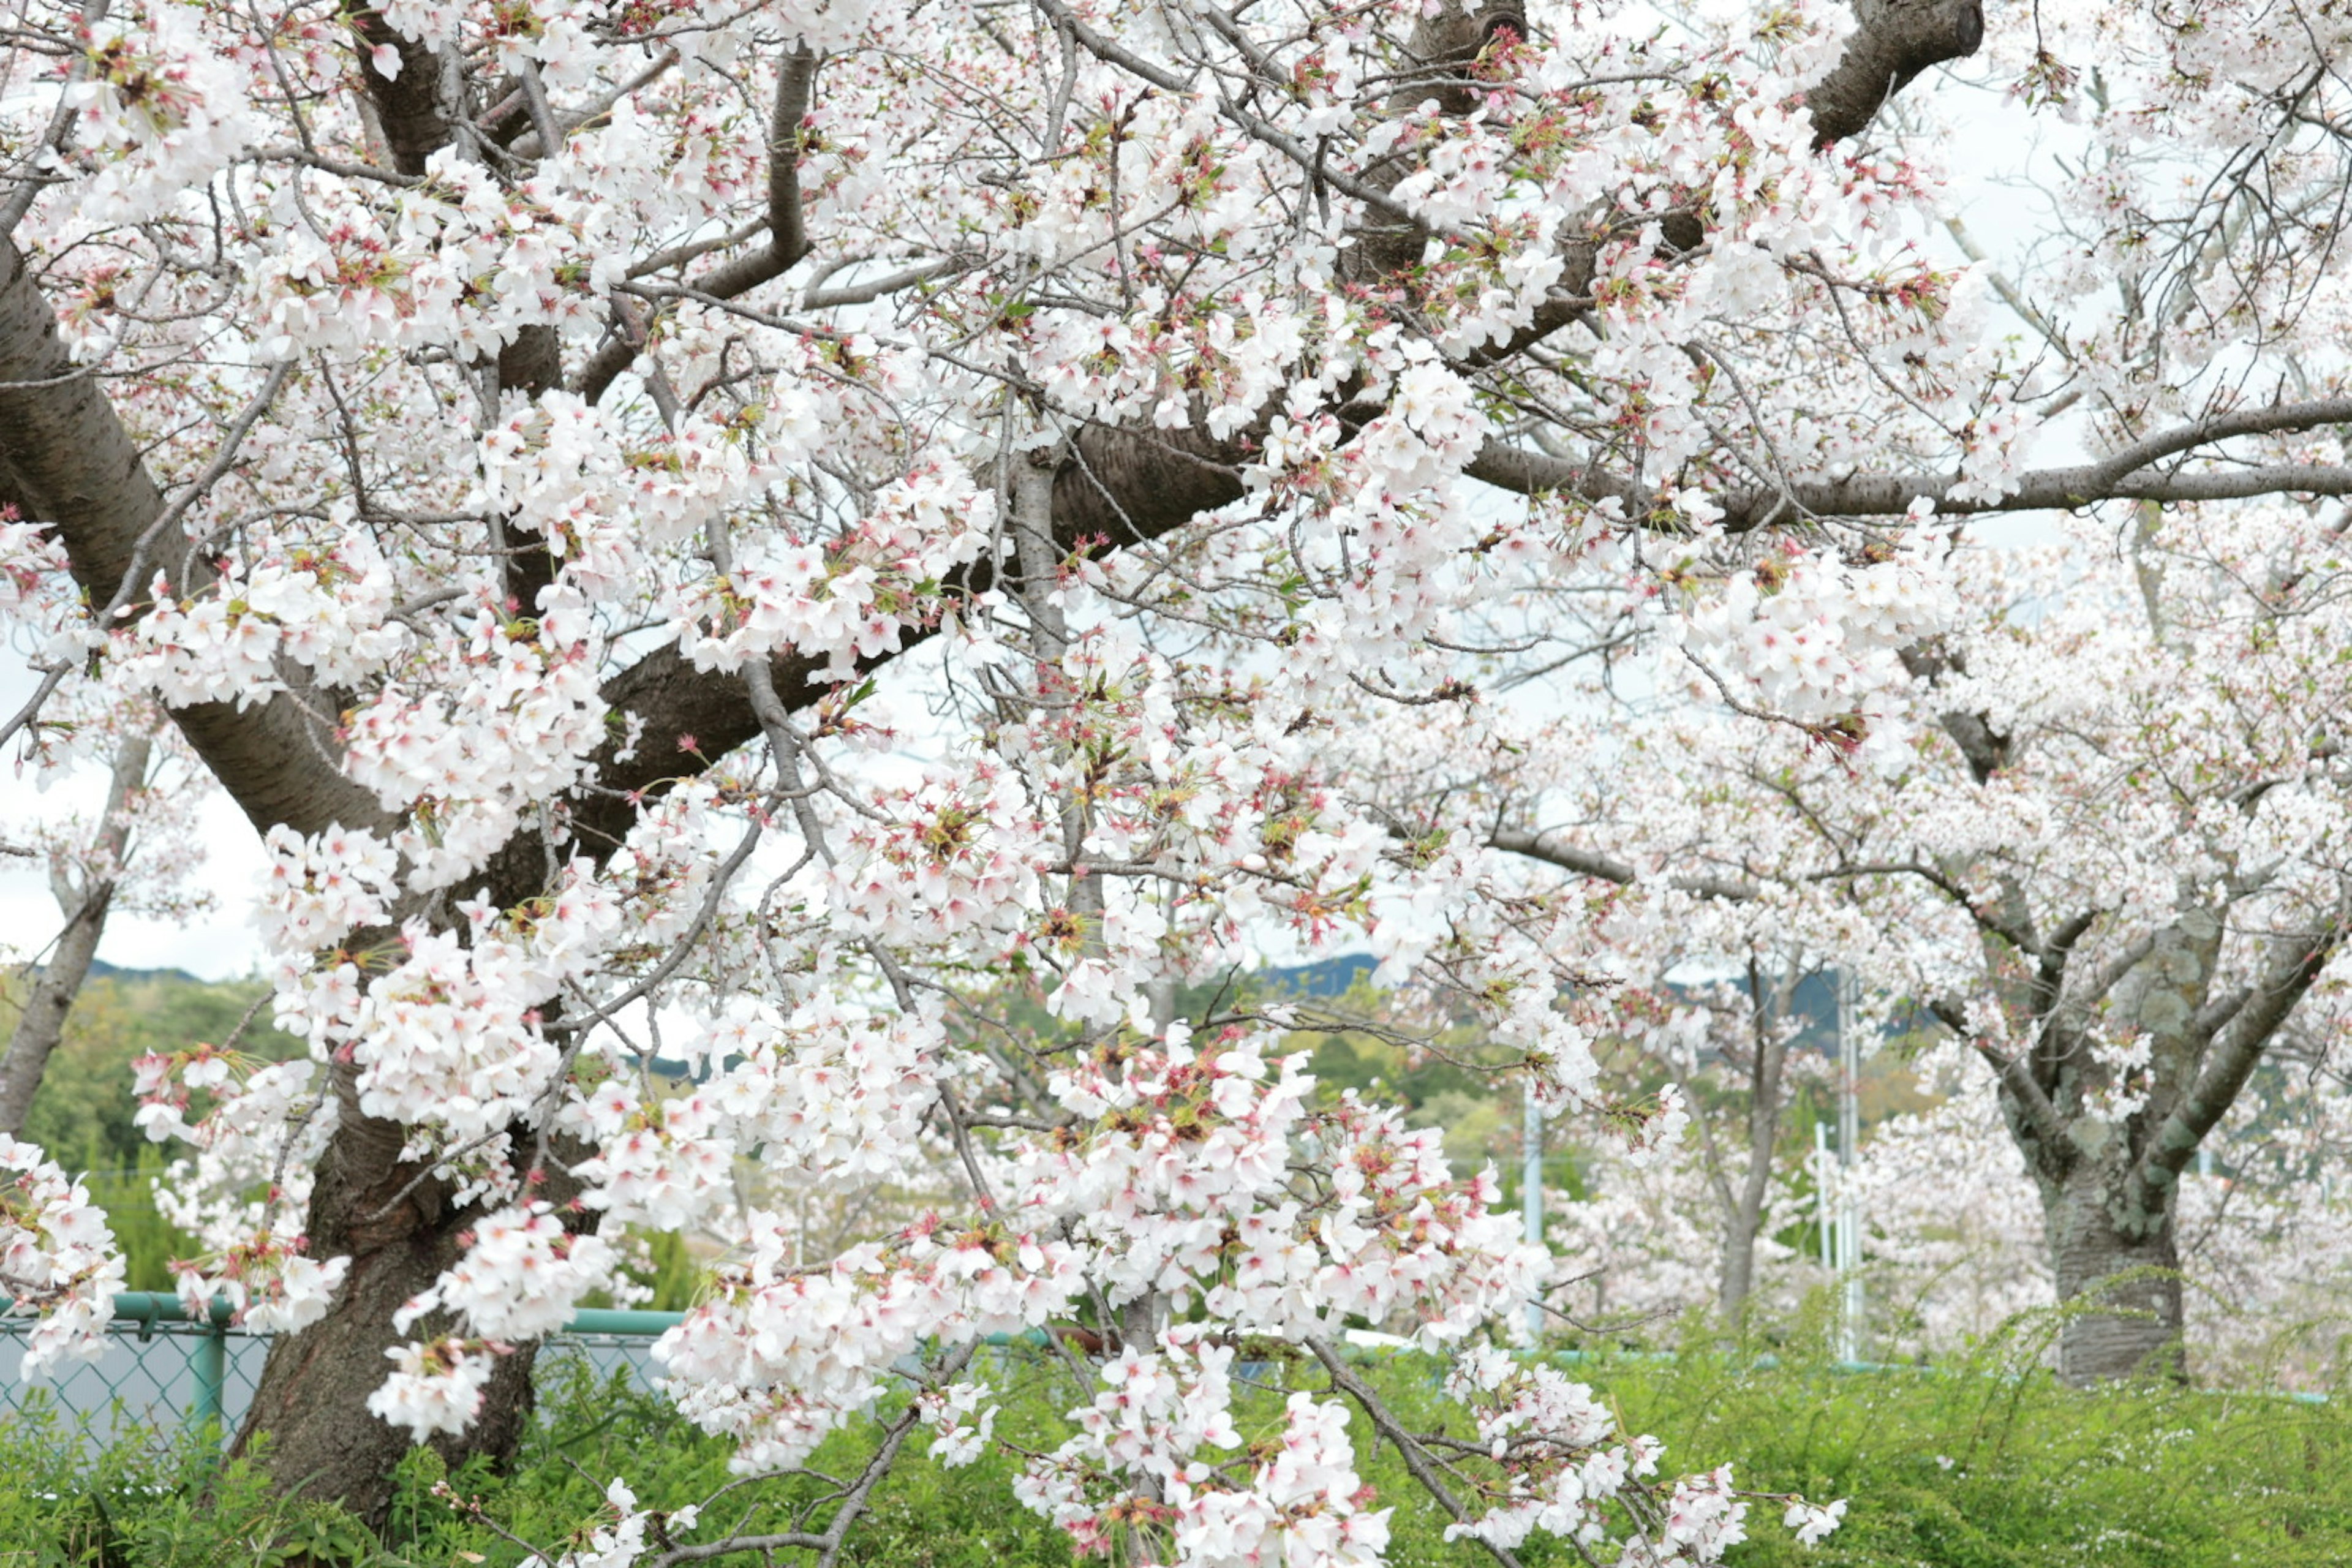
[
  {"left": 0, "top": 730, "right": 151, "bottom": 1136},
  {"left": 1466, "top": 394, "right": 2352, "bottom": 530},
  {"left": 1978, "top": 910, "right": 2208, "bottom": 1383},
  {"left": 1717, "top": 972, "right": 1792, "bottom": 1318},
  {"left": 1975, "top": 906, "right": 2339, "bottom": 1383},
  {"left": 2041, "top": 1164, "right": 2185, "bottom": 1383}
]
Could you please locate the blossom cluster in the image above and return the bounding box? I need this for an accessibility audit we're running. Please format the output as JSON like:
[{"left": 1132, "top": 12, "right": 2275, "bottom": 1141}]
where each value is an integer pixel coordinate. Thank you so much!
[
  {"left": 566, "top": 1001, "right": 948, "bottom": 1234},
  {"left": 341, "top": 595, "right": 611, "bottom": 886},
  {"left": 141, "top": 1056, "right": 345, "bottom": 1333},
  {"left": 396, "top": 1203, "right": 616, "bottom": 1342},
  {"left": 0, "top": 1136, "right": 124, "bottom": 1374},
  {"left": 117, "top": 534, "right": 404, "bottom": 709},
  {"left": 654, "top": 1223, "right": 1086, "bottom": 1473},
  {"left": 669, "top": 463, "right": 998, "bottom": 679},
  {"left": 1678, "top": 541, "right": 1956, "bottom": 724},
  {"left": 69, "top": 0, "right": 258, "bottom": 225},
  {"left": 1014, "top": 1028, "right": 1547, "bottom": 1341},
  {"left": 1017, "top": 1334, "right": 1391, "bottom": 1568}
]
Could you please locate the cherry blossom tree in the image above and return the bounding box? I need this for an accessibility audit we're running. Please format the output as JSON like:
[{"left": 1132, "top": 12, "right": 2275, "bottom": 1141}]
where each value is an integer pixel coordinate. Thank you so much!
[
  {"left": 1841, "top": 1044, "right": 2352, "bottom": 1385},
  {"left": 0, "top": 702, "right": 224, "bottom": 1136},
  {"left": 1545, "top": 1039, "right": 2352, "bottom": 1383},
  {"left": 1539, "top": 958, "right": 1832, "bottom": 1325},
  {"left": 1458, "top": 502, "right": 2352, "bottom": 1382},
  {"left": 7, "top": 0, "right": 2352, "bottom": 1554}
]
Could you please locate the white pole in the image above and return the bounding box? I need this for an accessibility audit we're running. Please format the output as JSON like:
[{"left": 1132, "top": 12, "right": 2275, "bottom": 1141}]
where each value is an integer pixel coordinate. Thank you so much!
[
  {"left": 1814, "top": 1120, "right": 1833, "bottom": 1271},
  {"left": 1524, "top": 1078, "right": 1544, "bottom": 1343},
  {"left": 1836, "top": 968, "right": 1864, "bottom": 1363}
]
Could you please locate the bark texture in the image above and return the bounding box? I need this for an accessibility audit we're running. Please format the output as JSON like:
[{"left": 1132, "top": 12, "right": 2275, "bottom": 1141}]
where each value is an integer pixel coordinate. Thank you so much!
[
  {"left": 0, "top": 731, "right": 150, "bottom": 1136},
  {"left": 2042, "top": 1166, "right": 2186, "bottom": 1384},
  {"left": 1973, "top": 913, "right": 2204, "bottom": 1383},
  {"left": 1958, "top": 853, "right": 2339, "bottom": 1382},
  {"left": 228, "top": 1075, "right": 578, "bottom": 1523},
  {"left": 0, "top": 241, "right": 390, "bottom": 842},
  {"left": 1807, "top": 0, "right": 1985, "bottom": 146}
]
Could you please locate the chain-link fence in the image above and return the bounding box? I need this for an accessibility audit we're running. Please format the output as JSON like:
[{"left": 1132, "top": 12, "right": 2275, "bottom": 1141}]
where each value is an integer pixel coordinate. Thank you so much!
[{"left": 0, "top": 1294, "right": 680, "bottom": 1451}]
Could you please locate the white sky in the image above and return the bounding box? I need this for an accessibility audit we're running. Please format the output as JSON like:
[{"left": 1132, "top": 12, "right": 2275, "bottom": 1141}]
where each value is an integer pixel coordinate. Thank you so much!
[{"left": 0, "top": 662, "right": 271, "bottom": 981}]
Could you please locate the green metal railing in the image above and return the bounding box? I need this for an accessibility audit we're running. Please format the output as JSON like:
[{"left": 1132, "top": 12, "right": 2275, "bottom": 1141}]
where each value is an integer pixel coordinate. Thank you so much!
[
  {"left": 0, "top": 1294, "right": 690, "bottom": 1448},
  {"left": 108, "top": 1292, "right": 239, "bottom": 1434},
  {"left": 20, "top": 1297, "right": 2324, "bottom": 1453}
]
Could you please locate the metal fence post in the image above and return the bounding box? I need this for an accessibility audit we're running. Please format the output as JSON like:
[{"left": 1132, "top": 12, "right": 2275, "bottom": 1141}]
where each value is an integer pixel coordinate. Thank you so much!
[{"left": 192, "top": 1295, "right": 228, "bottom": 1444}]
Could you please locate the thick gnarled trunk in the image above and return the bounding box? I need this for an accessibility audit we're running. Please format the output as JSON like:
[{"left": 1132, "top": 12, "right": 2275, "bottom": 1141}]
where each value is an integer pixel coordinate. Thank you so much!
[
  {"left": 228, "top": 1082, "right": 552, "bottom": 1525},
  {"left": 2040, "top": 1169, "right": 2184, "bottom": 1384}
]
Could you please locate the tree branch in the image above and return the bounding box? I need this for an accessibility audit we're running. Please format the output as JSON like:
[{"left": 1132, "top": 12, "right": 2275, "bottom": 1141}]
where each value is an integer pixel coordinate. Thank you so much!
[
  {"left": 1303, "top": 1336, "right": 1525, "bottom": 1568},
  {"left": 650, "top": 1344, "right": 974, "bottom": 1566},
  {"left": 1487, "top": 826, "right": 1759, "bottom": 900},
  {"left": 1929, "top": 996, "right": 2068, "bottom": 1154},
  {"left": 1805, "top": 0, "right": 1985, "bottom": 148},
  {"left": 577, "top": 45, "right": 816, "bottom": 403},
  {"left": 1468, "top": 399, "right": 2352, "bottom": 526},
  {"left": 2131, "top": 919, "right": 2342, "bottom": 1203},
  {"left": 350, "top": 6, "right": 464, "bottom": 176},
  {"left": 1809, "top": 859, "right": 2038, "bottom": 955},
  {"left": 2030, "top": 908, "right": 2098, "bottom": 1014},
  {"left": 0, "top": 244, "right": 386, "bottom": 840}
]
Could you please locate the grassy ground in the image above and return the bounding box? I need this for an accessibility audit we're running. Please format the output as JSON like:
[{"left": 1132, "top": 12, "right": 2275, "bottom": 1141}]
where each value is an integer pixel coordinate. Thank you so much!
[{"left": 4, "top": 1326, "right": 2348, "bottom": 1567}]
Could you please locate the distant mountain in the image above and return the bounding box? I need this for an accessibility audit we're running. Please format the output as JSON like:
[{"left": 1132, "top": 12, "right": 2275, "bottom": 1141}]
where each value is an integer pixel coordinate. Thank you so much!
[
  {"left": 86, "top": 959, "right": 207, "bottom": 985},
  {"left": 1267, "top": 954, "right": 1381, "bottom": 997}
]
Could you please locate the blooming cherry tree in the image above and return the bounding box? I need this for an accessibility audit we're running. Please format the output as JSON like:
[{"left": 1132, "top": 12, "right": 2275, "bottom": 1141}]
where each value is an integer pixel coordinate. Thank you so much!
[
  {"left": 1448, "top": 503, "right": 2352, "bottom": 1381},
  {"left": 6, "top": 0, "right": 2352, "bottom": 1556}
]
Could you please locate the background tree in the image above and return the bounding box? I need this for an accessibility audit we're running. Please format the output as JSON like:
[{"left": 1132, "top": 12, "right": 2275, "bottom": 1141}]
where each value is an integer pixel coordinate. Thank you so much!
[
  {"left": 1, "top": 726, "right": 156, "bottom": 1136},
  {"left": 1457, "top": 506, "right": 2352, "bottom": 1380},
  {"left": 0, "top": 711, "right": 232, "bottom": 1134}
]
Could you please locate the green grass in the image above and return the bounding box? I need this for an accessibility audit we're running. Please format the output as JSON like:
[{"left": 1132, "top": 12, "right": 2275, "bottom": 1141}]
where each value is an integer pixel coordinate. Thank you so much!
[
  {"left": 1565, "top": 1351, "right": 2352, "bottom": 1566},
  {"left": 2, "top": 1330, "right": 2348, "bottom": 1566}
]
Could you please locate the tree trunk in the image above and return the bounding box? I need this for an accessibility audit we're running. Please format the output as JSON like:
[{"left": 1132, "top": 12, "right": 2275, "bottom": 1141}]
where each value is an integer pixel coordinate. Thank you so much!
[
  {"left": 0, "top": 731, "right": 150, "bottom": 1136},
  {"left": 2041, "top": 1169, "right": 2184, "bottom": 1384},
  {"left": 1717, "top": 1208, "right": 1760, "bottom": 1318},
  {"left": 1717, "top": 968, "right": 1790, "bottom": 1320},
  {"left": 227, "top": 1077, "right": 555, "bottom": 1527},
  {"left": 1716, "top": 1104, "right": 1775, "bottom": 1318}
]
